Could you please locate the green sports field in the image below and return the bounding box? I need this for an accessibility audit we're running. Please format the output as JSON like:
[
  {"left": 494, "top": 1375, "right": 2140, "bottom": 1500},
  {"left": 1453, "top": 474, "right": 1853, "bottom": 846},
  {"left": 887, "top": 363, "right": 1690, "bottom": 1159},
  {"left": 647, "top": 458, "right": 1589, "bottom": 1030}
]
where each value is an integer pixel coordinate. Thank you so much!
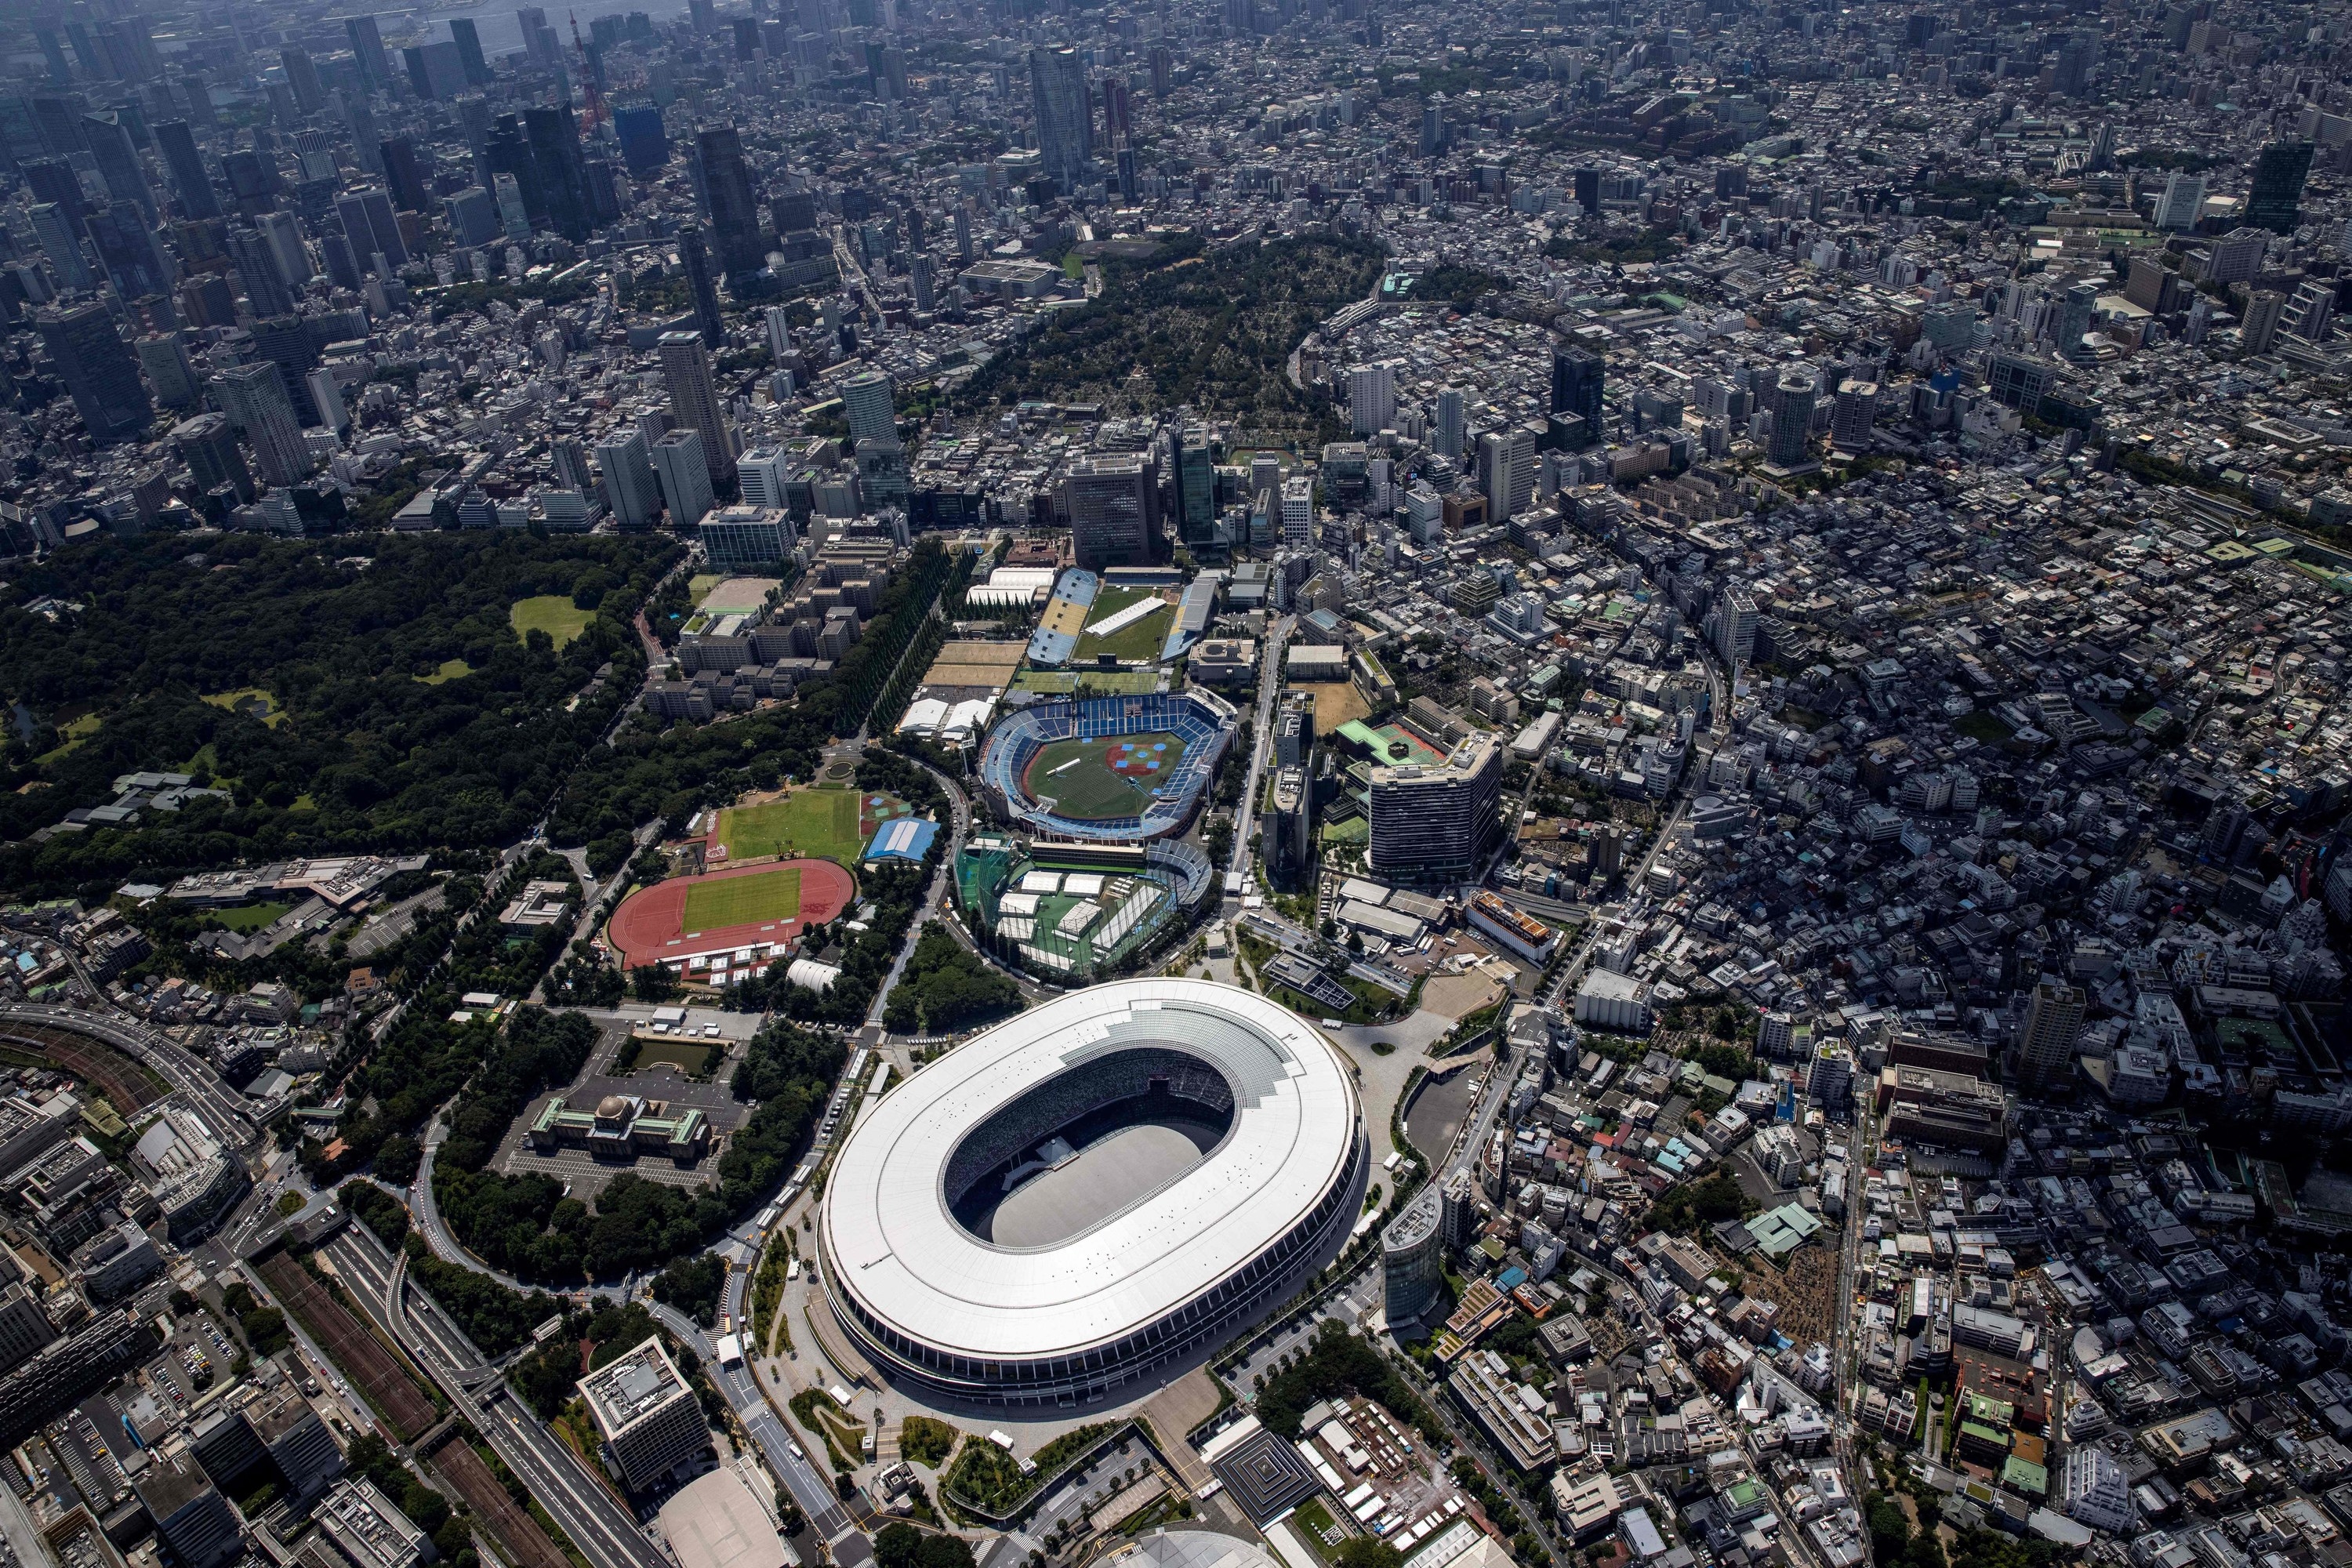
[
  {"left": 681, "top": 868, "right": 802, "bottom": 932},
  {"left": 714, "top": 788, "right": 865, "bottom": 865},
  {"left": 1023, "top": 731, "right": 1189, "bottom": 821}
]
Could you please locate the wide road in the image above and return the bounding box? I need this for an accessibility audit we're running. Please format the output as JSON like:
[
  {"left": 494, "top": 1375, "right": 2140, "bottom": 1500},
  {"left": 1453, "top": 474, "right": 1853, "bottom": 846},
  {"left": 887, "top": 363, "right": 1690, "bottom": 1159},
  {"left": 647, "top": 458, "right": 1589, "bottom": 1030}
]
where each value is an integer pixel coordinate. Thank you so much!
[
  {"left": 323, "top": 1225, "right": 669, "bottom": 1568},
  {"left": 647, "top": 1302, "right": 871, "bottom": 1566},
  {"left": 1226, "top": 614, "right": 1294, "bottom": 895}
]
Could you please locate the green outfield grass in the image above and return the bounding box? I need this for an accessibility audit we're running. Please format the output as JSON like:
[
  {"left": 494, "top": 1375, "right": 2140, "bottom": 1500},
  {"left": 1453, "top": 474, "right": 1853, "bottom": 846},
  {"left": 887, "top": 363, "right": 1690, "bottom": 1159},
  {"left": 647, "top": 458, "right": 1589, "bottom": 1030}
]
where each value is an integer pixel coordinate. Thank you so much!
[
  {"left": 1023, "top": 731, "right": 1189, "bottom": 820},
  {"left": 714, "top": 788, "right": 866, "bottom": 865},
  {"left": 1072, "top": 588, "right": 1175, "bottom": 663},
  {"left": 681, "top": 868, "right": 803, "bottom": 933},
  {"left": 509, "top": 595, "right": 595, "bottom": 648}
]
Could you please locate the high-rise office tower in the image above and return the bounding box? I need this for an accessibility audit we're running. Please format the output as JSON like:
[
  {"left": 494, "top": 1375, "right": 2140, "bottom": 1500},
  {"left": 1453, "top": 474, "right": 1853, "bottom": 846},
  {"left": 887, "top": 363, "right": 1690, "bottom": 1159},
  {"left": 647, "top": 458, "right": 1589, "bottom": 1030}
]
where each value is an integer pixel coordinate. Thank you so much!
[
  {"left": 1549, "top": 344, "right": 1605, "bottom": 434},
  {"left": 694, "top": 126, "right": 764, "bottom": 275},
  {"left": 279, "top": 49, "right": 326, "bottom": 114},
  {"left": 29, "top": 203, "right": 94, "bottom": 291},
  {"left": 379, "top": 136, "right": 428, "bottom": 211},
  {"left": 1831, "top": 380, "right": 1878, "bottom": 451},
  {"left": 524, "top": 105, "right": 590, "bottom": 241},
  {"left": 1419, "top": 100, "right": 1443, "bottom": 158},
  {"left": 1029, "top": 47, "right": 1091, "bottom": 193},
  {"left": 1368, "top": 731, "right": 1502, "bottom": 881},
  {"left": 1063, "top": 454, "right": 1162, "bottom": 569},
  {"left": 953, "top": 205, "right": 972, "bottom": 263},
  {"left": 2154, "top": 170, "right": 2205, "bottom": 231},
  {"left": 671, "top": 229, "right": 722, "bottom": 350},
  {"left": 516, "top": 7, "right": 559, "bottom": 65},
  {"left": 2053, "top": 281, "right": 2100, "bottom": 361},
  {"left": 1174, "top": 426, "right": 1215, "bottom": 547},
  {"left": 2241, "top": 289, "right": 2285, "bottom": 354},
  {"left": 258, "top": 211, "right": 314, "bottom": 285},
  {"left": 1347, "top": 363, "right": 1395, "bottom": 436},
  {"left": 2016, "top": 979, "right": 2085, "bottom": 1091},
  {"left": 1573, "top": 167, "right": 1599, "bottom": 215},
  {"left": 82, "top": 112, "right": 154, "bottom": 221},
  {"left": 613, "top": 104, "right": 667, "bottom": 176},
  {"left": 344, "top": 16, "right": 393, "bottom": 86},
  {"left": 172, "top": 412, "right": 254, "bottom": 501},
  {"left": 1768, "top": 368, "right": 1816, "bottom": 466},
  {"left": 444, "top": 187, "right": 500, "bottom": 248},
  {"left": 449, "top": 19, "right": 492, "bottom": 84},
  {"left": 250, "top": 314, "right": 323, "bottom": 425},
  {"left": 86, "top": 204, "right": 173, "bottom": 303},
  {"left": 652, "top": 430, "right": 714, "bottom": 525},
  {"left": 1149, "top": 45, "right": 1174, "bottom": 97},
  {"left": 136, "top": 334, "right": 198, "bottom": 408},
  {"left": 762, "top": 304, "right": 795, "bottom": 369},
  {"left": 402, "top": 42, "right": 466, "bottom": 100},
  {"left": 594, "top": 427, "right": 663, "bottom": 529},
  {"left": 223, "top": 225, "right": 292, "bottom": 316},
  {"left": 658, "top": 331, "right": 737, "bottom": 492},
  {"left": 1712, "top": 586, "right": 1757, "bottom": 668},
  {"left": 39, "top": 303, "right": 151, "bottom": 441},
  {"left": 1433, "top": 387, "right": 1465, "bottom": 459},
  {"left": 154, "top": 121, "right": 220, "bottom": 219},
  {"left": 485, "top": 114, "right": 546, "bottom": 228},
  {"left": 909, "top": 253, "right": 935, "bottom": 312},
  {"left": 334, "top": 191, "right": 391, "bottom": 274},
  {"left": 840, "top": 369, "right": 895, "bottom": 443},
  {"left": 2246, "top": 140, "right": 2314, "bottom": 235}
]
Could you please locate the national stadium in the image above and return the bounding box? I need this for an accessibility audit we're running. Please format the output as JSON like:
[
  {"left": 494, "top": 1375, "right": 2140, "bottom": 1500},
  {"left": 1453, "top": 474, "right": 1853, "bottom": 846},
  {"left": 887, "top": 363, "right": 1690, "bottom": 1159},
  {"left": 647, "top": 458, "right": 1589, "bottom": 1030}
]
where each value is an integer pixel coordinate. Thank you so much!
[
  {"left": 820, "top": 979, "right": 1366, "bottom": 1407},
  {"left": 977, "top": 691, "right": 1239, "bottom": 841}
]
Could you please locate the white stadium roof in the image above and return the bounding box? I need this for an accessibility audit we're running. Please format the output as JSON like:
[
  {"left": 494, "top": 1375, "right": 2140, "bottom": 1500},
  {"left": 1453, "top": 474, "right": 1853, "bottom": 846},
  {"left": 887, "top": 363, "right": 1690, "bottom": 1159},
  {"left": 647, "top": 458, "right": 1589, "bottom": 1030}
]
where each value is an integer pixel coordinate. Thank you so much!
[{"left": 822, "top": 979, "right": 1359, "bottom": 1364}]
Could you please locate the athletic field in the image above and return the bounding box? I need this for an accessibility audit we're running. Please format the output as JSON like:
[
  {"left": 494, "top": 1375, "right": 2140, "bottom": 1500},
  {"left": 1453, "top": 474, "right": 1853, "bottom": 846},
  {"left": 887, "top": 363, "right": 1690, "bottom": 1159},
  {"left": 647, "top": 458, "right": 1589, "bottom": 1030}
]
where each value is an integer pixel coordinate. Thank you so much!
[
  {"left": 1022, "top": 731, "right": 1190, "bottom": 821},
  {"left": 682, "top": 866, "right": 802, "bottom": 932},
  {"left": 713, "top": 788, "right": 866, "bottom": 865}
]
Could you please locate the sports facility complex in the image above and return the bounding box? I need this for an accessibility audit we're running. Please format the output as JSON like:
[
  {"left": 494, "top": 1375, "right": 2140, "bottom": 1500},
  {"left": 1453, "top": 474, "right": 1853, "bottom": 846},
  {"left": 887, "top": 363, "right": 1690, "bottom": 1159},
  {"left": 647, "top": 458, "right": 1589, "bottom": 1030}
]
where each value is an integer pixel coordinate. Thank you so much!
[
  {"left": 820, "top": 979, "right": 1366, "bottom": 1407},
  {"left": 977, "top": 691, "right": 1238, "bottom": 840},
  {"left": 955, "top": 836, "right": 1215, "bottom": 980},
  {"left": 606, "top": 858, "right": 856, "bottom": 976}
]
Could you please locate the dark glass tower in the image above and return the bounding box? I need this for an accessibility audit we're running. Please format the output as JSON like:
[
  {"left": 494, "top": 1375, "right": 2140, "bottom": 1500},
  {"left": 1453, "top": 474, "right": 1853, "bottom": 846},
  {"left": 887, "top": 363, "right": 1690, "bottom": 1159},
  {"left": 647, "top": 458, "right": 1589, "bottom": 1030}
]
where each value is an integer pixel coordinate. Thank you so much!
[
  {"left": 2247, "top": 140, "right": 2314, "bottom": 235},
  {"left": 379, "top": 135, "right": 429, "bottom": 212},
  {"left": 154, "top": 120, "right": 221, "bottom": 218},
  {"left": 694, "top": 126, "right": 764, "bottom": 275},
  {"left": 1550, "top": 344, "right": 1605, "bottom": 434},
  {"left": 485, "top": 114, "right": 547, "bottom": 228},
  {"left": 37, "top": 302, "right": 152, "bottom": 442},
  {"left": 678, "top": 227, "right": 724, "bottom": 348},
  {"left": 613, "top": 103, "right": 667, "bottom": 176},
  {"left": 524, "top": 106, "right": 590, "bottom": 241}
]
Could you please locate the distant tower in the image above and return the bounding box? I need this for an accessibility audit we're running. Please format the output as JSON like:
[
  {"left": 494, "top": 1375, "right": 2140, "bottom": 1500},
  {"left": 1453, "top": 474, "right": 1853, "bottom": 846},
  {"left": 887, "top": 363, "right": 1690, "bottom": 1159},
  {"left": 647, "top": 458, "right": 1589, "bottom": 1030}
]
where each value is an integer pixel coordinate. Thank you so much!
[
  {"left": 1028, "top": 47, "right": 1091, "bottom": 193},
  {"left": 38, "top": 303, "right": 152, "bottom": 445},
  {"left": 2015, "top": 980, "right": 2085, "bottom": 1091},
  {"left": 840, "top": 369, "right": 896, "bottom": 443},
  {"left": 658, "top": 331, "right": 738, "bottom": 493}
]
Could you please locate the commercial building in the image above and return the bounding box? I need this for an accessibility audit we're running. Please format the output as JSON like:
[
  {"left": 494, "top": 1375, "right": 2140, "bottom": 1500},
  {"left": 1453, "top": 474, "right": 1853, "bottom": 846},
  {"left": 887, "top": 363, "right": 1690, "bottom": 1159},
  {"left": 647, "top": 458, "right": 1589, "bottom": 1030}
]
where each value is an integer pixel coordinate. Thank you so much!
[
  {"left": 38, "top": 303, "right": 151, "bottom": 445},
  {"left": 1028, "top": 47, "right": 1091, "bottom": 192},
  {"left": 659, "top": 331, "right": 738, "bottom": 492},
  {"left": 1382, "top": 1184, "right": 1445, "bottom": 1326},
  {"left": 2060, "top": 1447, "right": 2132, "bottom": 1534},
  {"left": 212, "top": 361, "right": 312, "bottom": 488},
  {"left": 318, "top": 1478, "right": 430, "bottom": 1568},
  {"left": 1368, "top": 731, "right": 1502, "bottom": 881},
  {"left": 1065, "top": 454, "right": 1162, "bottom": 570},
  {"left": 2246, "top": 139, "right": 2314, "bottom": 233},
  {"left": 840, "top": 370, "right": 895, "bottom": 443},
  {"left": 580, "top": 1337, "right": 709, "bottom": 1490},
  {"left": 653, "top": 429, "right": 715, "bottom": 525},
  {"left": 699, "top": 506, "right": 794, "bottom": 573},
  {"left": 1574, "top": 970, "right": 1653, "bottom": 1033},
  {"left": 2016, "top": 979, "right": 2085, "bottom": 1091},
  {"left": 595, "top": 427, "right": 665, "bottom": 530}
]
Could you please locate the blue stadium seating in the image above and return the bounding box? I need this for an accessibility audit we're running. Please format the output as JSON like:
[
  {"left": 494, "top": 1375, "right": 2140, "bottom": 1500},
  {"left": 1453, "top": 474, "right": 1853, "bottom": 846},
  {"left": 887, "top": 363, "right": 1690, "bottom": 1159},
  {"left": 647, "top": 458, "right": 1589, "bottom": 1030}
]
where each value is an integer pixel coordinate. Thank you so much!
[{"left": 979, "top": 693, "right": 1237, "bottom": 840}]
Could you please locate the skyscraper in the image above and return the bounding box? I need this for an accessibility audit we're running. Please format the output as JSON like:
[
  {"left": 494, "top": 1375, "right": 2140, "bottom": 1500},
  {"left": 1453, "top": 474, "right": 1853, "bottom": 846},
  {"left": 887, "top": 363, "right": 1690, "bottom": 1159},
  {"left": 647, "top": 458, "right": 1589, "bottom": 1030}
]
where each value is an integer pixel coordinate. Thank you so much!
[
  {"left": 279, "top": 49, "right": 327, "bottom": 114},
  {"left": 2246, "top": 140, "right": 2314, "bottom": 235},
  {"left": 1433, "top": 387, "right": 1465, "bottom": 459},
  {"left": 1063, "top": 454, "right": 1162, "bottom": 569},
  {"left": 39, "top": 303, "right": 151, "bottom": 442},
  {"left": 652, "top": 430, "right": 715, "bottom": 525},
  {"left": 154, "top": 121, "right": 220, "bottom": 219},
  {"left": 1347, "top": 363, "right": 1395, "bottom": 436},
  {"left": 658, "top": 330, "right": 737, "bottom": 492},
  {"left": 344, "top": 16, "right": 394, "bottom": 87},
  {"left": 694, "top": 126, "right": 764, "bottom": 276},
  {"left": 1768, "top": 368, "right": 1817, "bottom": 466},
  {"left": 223, "top": 225, "right": 294, "bottom": 316},
  {"left": 485, "top": 115, "right": 546, "bottom": 229},
  {"left": 613, "top": 104, "right": 667, "bottom": 176},
  {"left": 524, "top": 105, "right": 590, "bottom": 241},
  {"left": 81, "top": 111, "right": 154, "bottom": 221},
  {"left": 250, "top": 314, "right": 324, "bottom": 425},
  {"left": 840, "top": 369, "right": 895, "bottom": 443},
  {"left": 1549, "top": 344, "right": 1605, "bottom": 434},
  {"left": 678, "top": 228, "right": 724, "bottom": 348},
  {"left": 593, "top": 427, "right": 663, "bottom": 529},
  {"left": 448, "top": 19, "right": 492, "bottom": 85},
  {"left": 379, "top": 136, "right": 428, "bottom": 212},
  {"left": 2016, "top": 979, "right": 2085, "bottom": 1091},
  {"left": 172, "top": 412, "right": 254, "bottom": 502},
  {"left": 1368, "top": 731, "right": 1502, "bottom": 881},
  {"left": 2154, "top": 170, "right": 2205, "bottom": 231},
  {"left": 86, "top": 203, "right": 173, "bottom": 302},
  {"left": 137, "top": 333, "right": 198, "bottom": 408},
  {"left": 259, "top": 211, "right": 314, "bottom": 286},
  {"left": 28, "top": 203, "right": 94, "bottom": 292},
  {"left": 1174, "top": 426, "right": 1215, "bottom": 548},
  {"left": 1028, "top": 47, "right": 1091, "bottom": 194},
  {"left": 212, "top": 361, "right": 310, "bottom": 486}
]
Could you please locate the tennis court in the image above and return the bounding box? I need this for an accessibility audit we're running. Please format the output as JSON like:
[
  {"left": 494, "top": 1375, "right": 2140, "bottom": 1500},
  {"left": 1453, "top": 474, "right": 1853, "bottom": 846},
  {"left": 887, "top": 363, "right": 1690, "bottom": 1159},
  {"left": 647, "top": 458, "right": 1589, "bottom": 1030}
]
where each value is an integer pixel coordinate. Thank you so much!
[
  {"left": 682, "top": 866, "right": 802, "bottom": 932},
  {"left": 1022, "top": 731, "right": 1190, "bottom": 821}
]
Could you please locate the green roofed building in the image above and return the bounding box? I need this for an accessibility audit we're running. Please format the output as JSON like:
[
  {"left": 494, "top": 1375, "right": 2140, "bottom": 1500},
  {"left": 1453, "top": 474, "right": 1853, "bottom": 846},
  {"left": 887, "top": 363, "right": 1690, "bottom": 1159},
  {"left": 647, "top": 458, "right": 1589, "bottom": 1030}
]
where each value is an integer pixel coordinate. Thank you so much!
[
  {"left": 2000, "top": 1457, "right": 2046, "bottom": 1497},
  {"left": 529, "top": 1094, "right": 708, "bottom": 1162}
]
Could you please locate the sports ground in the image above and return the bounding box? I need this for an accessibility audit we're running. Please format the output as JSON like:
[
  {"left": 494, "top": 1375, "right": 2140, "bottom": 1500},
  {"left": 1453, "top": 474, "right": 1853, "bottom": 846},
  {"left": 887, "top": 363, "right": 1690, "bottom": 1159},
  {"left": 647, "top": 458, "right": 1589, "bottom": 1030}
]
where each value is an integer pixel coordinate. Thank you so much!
[
  {"left": 1021, "top": 731, "right": 1190, "bottom": 821},
  {"left": 710, "top": 786, "right": 912, "bottom": 866},
  {"left": 608, "top": 858, "right": 856, "bottom": 968}
]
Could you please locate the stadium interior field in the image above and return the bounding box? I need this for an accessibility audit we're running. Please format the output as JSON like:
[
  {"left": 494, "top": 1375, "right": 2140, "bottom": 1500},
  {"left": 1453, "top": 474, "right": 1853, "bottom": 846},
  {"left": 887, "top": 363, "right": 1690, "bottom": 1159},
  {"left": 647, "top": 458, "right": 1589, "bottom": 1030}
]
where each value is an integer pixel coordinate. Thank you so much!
[
  {"left": 710, "top": 786, "right": 911, "bottom": 866},
  {"left": 949, "top": 1077, "right": 1233, "bottom": 1247},
  {"left": 681, "top": 866, "right": 801, "bottom": 933},
  {"left": 1021, "top": 731, "right": 1190, "bottom": 821}
]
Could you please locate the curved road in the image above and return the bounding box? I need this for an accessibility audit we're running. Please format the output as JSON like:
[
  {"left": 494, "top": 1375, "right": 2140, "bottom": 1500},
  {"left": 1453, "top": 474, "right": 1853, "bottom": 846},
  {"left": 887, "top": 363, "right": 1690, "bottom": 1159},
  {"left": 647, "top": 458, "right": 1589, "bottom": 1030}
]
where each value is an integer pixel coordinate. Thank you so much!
[{"left": 0, "top": 1002, "right": 256, "bottom": 1146}]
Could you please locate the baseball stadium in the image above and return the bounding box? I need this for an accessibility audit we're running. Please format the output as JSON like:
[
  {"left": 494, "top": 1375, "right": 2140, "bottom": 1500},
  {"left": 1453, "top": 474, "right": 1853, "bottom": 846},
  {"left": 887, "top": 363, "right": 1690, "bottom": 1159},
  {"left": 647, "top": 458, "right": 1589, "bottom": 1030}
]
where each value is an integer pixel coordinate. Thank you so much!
[
  {"left": 820, "top": 978, "right": 1367, "bottom": 1407},
  {"left": 977, "top": 691, "right": 1238, "bottom": 841}
]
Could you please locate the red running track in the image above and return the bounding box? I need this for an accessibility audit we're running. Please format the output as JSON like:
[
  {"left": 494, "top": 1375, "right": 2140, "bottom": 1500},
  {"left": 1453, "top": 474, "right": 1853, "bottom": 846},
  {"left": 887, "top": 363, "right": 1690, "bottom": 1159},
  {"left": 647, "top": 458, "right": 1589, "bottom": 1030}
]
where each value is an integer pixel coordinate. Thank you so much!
[{"left": 607, "top": 858, "right": 857, "bottom": 968}]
